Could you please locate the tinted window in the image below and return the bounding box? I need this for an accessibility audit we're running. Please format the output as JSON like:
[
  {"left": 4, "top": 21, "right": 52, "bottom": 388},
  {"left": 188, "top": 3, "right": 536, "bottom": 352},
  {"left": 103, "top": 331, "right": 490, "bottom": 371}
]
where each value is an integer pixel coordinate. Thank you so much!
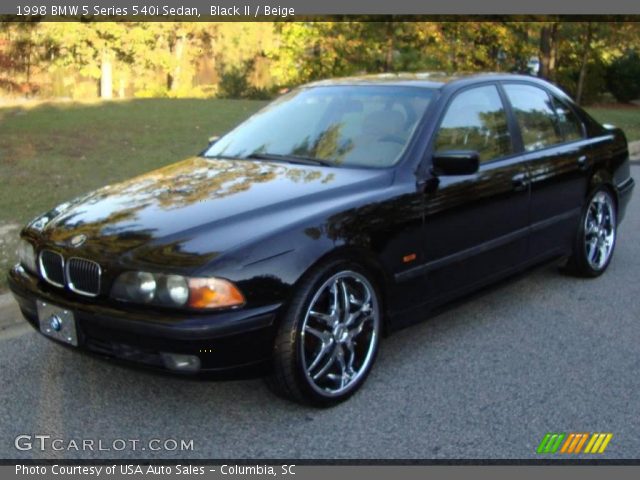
[
  {"left": 204, "top": 86, "right": 435, "bottom": 168},
  {"left": 503, "top": 84, "right": 563, "bottom": 151},
  {"left": 434, "top": 85, "right": 512, "bottom": 163},
  {"left": 551, "top": 96, "right": 583, "bottom": 142}
]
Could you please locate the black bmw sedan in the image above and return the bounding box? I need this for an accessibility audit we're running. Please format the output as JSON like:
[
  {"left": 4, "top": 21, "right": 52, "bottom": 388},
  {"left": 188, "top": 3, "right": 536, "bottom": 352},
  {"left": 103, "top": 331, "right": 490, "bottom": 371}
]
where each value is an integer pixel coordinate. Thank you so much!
[{"left": 8, "top": 73, "right": 635, "bottom": 406}]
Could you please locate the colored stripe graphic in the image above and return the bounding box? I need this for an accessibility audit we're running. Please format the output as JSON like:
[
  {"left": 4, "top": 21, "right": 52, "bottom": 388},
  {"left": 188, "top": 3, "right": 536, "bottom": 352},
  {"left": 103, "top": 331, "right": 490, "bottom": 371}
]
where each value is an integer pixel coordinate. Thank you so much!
[
  {"left": 559, "top": 433, "right": 574, "bottom": 453},
  {"left": 538, "top": 433, "right": 613, "bottom": 454},
  {"left": 574, "top": 433, "right": 590, "bottom": 453},
  {"left": 537, "top": 433, "right": 565, "bottom": 453},
  {"left": 537, "top": 433, "right": 552, "bottom": 454},
  {"left": 560, "top": 433, "right": 589, "bottom": 453},
  {"left": 584, "top": 433, "right": 613, "bottom": 453}
]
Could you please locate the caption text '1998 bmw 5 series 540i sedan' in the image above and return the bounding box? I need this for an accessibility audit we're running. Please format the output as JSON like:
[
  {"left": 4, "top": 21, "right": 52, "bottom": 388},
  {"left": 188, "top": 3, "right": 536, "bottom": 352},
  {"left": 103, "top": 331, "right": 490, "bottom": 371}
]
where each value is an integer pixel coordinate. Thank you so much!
[{"left": 8, "top": 73, "right": 635, "bottom": 406}]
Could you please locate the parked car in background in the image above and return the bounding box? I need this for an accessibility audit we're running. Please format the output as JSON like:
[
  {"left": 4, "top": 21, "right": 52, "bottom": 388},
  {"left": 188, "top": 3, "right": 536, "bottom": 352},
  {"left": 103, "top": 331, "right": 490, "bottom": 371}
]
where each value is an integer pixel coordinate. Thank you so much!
[
  {"left": 527, "top": 56, "right": 541, "bottom": 75},
  {"left": 8, "top": 73, "right": 634, "bottom": 406}
]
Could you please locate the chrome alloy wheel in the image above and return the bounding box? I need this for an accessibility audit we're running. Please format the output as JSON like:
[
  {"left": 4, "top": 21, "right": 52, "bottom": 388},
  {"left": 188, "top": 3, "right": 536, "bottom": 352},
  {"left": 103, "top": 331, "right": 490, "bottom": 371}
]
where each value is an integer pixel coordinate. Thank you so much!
[
  {"left": 300, "top": 271, "right": 380, "bottom": 397},
  {"left": 584, "top": 190, "right": 616, "bottom": 271}
]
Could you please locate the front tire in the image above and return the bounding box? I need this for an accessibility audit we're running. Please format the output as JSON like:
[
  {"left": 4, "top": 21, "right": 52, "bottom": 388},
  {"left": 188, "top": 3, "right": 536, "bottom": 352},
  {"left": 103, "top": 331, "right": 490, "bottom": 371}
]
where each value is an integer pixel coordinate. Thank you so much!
[
  {"left": 565, "top": 186, "right": 617, "bottom": 277},
  {"left": 267, "top": 260, "right": 382, "bottom": 407}
]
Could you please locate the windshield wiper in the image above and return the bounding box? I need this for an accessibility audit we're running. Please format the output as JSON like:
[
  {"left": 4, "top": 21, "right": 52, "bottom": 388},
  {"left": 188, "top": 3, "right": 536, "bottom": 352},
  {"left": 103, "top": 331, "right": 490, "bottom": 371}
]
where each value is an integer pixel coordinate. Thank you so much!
[
  {"left": 244, "top": 153, "right": 334, "bottom": 167},
  {"left": 202, "top": 154, "right": 243, "bottom": 160}
]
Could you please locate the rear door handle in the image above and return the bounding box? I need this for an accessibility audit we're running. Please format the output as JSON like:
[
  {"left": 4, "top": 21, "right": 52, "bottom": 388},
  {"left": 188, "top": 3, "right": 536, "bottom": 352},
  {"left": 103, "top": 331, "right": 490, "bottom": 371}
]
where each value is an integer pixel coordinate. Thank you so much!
[
  {"left": 577, "top": 155, "right": 589, "bottom": 170},
  {"left": 512, "top": 173, "right": 529, "bottom": 192}
]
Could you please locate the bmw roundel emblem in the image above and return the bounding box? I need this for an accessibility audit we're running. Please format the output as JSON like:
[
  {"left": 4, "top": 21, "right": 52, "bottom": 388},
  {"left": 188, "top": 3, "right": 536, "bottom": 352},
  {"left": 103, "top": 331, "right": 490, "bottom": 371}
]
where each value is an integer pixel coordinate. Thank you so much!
[
  {"left": 69, "top": 234, "right": 87, "bottom": 247},
  {"left": 49, "top": 315, "right": 62, "bottom": 332}
]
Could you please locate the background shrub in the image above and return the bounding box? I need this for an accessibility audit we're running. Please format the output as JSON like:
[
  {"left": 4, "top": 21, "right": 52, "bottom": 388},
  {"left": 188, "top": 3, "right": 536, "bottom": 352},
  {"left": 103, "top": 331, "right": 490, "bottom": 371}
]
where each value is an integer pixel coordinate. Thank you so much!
[{"left": 606, "top": 51, "right": 640, "bottom": 103}]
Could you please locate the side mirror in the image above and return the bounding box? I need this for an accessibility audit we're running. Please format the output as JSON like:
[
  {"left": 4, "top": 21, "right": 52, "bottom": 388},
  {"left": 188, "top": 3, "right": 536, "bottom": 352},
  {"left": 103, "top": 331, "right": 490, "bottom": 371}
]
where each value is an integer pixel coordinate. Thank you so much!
[{"left": 432, "top": 150, "right": 480, "bottom": 176}]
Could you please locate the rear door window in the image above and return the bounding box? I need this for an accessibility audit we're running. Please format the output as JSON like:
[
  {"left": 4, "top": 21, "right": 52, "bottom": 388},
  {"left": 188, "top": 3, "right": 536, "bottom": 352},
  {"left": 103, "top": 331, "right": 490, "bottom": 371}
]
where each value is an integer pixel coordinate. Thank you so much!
[
  {"left": 503, "top": 84, "right": 564, "bottom": 151},
  {"left": 434, "top": 85, "right": 513, "bottom": 163}
]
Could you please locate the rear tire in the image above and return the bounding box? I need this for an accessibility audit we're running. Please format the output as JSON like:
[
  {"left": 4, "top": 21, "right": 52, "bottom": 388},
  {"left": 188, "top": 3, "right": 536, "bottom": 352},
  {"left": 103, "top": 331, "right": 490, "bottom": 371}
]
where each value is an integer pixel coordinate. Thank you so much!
[
  {"left": 564, "top": 186, "right": 617, "bottom": 277},
  {"left": 266, "top": 259, "right": 382, "bottom": 407}
]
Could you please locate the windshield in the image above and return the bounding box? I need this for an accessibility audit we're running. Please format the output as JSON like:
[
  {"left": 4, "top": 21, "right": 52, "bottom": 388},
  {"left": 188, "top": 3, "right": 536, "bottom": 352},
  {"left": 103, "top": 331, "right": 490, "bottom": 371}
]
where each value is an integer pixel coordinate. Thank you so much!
[{"left": 204, "top": 85, "right": 435, "bottom": 168}]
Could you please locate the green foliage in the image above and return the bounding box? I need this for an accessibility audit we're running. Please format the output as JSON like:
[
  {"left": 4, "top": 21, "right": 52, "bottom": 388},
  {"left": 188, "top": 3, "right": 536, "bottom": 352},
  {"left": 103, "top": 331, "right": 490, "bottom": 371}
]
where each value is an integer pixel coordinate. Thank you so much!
[
  {"left": 217, "top": 61, "right": 252, "bottom": 99},
  {"left": 134, "top": 84, "right": 169, "bottom": 98},
  {"left": 0, "top": 21, "right": 639, "bottom": 103},
  {"left": 217, "top": 59, "right": 275, "bottom": 100},
  {"left": 606, "top": 51, "right": 640, "bottom": 103},
  {"left": 556, "top": 57, "right": 609, "bottom": 104}
]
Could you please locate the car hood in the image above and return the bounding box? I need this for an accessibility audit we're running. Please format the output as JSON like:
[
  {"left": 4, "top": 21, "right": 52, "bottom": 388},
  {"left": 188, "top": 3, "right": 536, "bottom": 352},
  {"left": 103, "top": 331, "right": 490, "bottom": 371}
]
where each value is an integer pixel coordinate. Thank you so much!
[{"left": 29, "top": 157, "right": 391, "bottom": 271}]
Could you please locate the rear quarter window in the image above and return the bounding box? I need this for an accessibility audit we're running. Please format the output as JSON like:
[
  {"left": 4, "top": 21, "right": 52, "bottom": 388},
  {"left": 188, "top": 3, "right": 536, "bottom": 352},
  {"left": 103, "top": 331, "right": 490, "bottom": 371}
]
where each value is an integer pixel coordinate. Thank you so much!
[{"left": 551, "top": 96, "right": 584, "bottom": 142}]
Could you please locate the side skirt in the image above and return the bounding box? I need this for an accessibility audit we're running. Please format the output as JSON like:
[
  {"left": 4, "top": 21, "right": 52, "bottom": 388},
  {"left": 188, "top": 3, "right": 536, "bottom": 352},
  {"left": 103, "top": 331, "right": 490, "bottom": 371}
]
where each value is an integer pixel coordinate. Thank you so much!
[{"left": 385, "top": 247, "right": 569, "bottom": 333}]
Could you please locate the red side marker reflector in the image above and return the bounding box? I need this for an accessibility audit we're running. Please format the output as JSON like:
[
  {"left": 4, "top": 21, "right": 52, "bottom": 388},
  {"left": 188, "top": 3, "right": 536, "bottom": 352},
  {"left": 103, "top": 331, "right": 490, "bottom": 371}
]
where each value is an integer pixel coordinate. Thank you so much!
[{"left": 403, "top": 253, "right": 417, "bottom": 263}]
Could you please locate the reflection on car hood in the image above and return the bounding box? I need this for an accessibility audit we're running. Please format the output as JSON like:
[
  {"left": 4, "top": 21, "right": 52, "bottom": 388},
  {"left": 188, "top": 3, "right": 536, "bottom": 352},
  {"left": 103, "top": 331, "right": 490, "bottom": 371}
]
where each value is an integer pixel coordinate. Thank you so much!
[{"left": 29, "top": 157, "right": 390, "bottom": 270}]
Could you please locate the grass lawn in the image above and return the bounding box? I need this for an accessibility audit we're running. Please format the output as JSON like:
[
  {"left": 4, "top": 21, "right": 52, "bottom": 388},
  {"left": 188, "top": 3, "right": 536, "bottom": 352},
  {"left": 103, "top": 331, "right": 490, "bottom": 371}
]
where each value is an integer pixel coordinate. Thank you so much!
[
  {"left": 586, "top": 106, "right": 640, "bottom": 143},
  {"left": 0, "top": 99, "right": 638, "bottom": 292},
  {"left": 0, "top": 98, "right": 266, "bottom": 291}
]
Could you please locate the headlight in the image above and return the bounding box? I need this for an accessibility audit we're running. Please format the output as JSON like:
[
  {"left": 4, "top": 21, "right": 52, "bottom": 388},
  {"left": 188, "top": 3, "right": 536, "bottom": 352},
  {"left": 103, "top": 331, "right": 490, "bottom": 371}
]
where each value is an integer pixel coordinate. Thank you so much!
[
  {"left": 17, "top": 239, "right": 37, "bottom": 274},
  {"left": 112, "top": 272, "right": 157, "bottom": 304},
  {"left": 111, "top": 271, "right": 245, "bottom": 309},
  {"left": 157, "top": 275, "right": 189, "bottom": 306}
]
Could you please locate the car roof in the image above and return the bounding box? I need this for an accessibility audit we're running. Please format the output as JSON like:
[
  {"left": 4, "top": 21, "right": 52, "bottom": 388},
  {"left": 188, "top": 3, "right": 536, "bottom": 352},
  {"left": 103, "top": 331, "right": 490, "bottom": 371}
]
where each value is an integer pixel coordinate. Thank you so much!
[{"left": 305, "top": 72, "right": 549, "bottom": 90}]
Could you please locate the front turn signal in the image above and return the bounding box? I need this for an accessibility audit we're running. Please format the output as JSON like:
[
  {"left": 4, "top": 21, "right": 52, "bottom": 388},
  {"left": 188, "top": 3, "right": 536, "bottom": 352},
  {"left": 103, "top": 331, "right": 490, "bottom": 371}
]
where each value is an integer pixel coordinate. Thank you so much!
[{"left": 188, "top": 278, "right": 245, "bottom": 309}]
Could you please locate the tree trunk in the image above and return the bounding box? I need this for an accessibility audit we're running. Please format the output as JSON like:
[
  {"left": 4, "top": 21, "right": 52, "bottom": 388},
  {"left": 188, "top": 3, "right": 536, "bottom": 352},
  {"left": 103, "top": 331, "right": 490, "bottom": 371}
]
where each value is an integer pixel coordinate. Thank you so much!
[
  {"left": 548, "top": 23, "right": 558, "bottom": 81},
  {"left": 539, "top": 23, "right": 558, "bottom": 80},
  {"left": 25, "top": 32, "right": 32, "bottom": 84},
  {"left": 118, "top": 77, "right": 126, "bottom": 99},
  {"left": 170, "top": 33, "right": 186, "bottom": 92},
  {"left": 575, "top": 23, "right": 593, "bottom": 105},
  {"left": 519, "top": 25, "right": 530, "bottom": 73},
  {"left": 100, "top": 50, "right": 113, "bottom": 99},
  {"left": 539, "top": 26, "right": 550, "bottom": 78},
  {"left": 384, "top": 22, "right": 395, "bottom": 72},
  {"left": 450, "top": 24, "right": 459, "bottom": 73}
]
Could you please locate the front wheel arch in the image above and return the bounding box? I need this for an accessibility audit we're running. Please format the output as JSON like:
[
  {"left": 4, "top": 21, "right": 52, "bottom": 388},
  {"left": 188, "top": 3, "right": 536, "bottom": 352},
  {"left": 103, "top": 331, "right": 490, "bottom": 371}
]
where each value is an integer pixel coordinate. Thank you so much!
[{"left": 285, "top": 246, "right": 392, "bottom": 333}]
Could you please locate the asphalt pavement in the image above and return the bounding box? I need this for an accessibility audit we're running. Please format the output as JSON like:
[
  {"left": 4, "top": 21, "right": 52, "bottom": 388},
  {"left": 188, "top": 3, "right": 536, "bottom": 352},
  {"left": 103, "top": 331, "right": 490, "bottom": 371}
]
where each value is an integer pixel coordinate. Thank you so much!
[{"left": 0, "top": 166, "right": 638, "bottom": 461}]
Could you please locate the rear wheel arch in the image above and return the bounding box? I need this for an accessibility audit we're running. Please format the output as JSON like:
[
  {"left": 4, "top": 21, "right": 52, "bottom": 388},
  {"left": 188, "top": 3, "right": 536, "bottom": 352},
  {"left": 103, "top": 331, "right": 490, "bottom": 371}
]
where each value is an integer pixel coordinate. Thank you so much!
[{"left": 588, "top": 169, "right": 618, "bottom": 210}]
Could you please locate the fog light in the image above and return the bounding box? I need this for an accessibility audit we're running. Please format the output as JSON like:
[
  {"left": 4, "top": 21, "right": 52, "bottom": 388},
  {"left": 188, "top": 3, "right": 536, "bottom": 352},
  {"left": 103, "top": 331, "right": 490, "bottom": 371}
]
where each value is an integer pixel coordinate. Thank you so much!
[{"left": 160, "top": 353, "right": 201, "bottom": 372}]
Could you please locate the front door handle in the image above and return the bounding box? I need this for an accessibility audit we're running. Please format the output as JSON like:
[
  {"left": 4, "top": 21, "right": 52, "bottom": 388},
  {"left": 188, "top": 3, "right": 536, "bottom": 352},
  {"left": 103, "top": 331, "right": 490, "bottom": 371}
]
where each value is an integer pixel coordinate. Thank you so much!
[
  {"left": 577, "top": 155, "right": 589, "bottom": 171},
  {"left": 512, "top": 172, "right": 529, "bottom": 192}
]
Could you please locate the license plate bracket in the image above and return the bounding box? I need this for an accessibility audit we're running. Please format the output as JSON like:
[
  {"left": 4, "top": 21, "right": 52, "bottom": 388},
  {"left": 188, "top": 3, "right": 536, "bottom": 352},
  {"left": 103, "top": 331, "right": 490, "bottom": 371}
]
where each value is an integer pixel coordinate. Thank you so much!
[{"left": 36, "top": 300, "right": 78, "bottom": 347}]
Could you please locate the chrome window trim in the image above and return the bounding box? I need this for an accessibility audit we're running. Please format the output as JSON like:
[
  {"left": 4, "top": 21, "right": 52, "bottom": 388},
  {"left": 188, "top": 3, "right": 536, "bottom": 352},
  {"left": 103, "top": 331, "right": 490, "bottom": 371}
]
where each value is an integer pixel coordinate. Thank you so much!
[
  {"left": 65, "top": 257, "right": 101, "bottom": 297},
  {"left": 38, "top": 250, "right": 65, "bottom": 288}
]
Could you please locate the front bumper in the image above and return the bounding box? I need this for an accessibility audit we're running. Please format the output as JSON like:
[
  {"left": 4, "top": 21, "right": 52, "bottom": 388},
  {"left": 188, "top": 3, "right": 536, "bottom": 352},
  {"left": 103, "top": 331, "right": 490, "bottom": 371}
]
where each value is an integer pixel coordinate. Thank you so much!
[{"left": 8, "top": 265, "right": 281, "bottom": 376}]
